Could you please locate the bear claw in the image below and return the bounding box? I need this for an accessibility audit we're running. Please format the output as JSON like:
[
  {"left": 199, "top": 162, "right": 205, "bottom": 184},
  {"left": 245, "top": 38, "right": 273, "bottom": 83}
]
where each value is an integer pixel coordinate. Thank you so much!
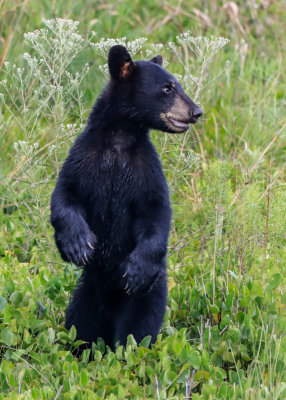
[{"left": 55, "top": 229, "right": 96, "bottom": 267}]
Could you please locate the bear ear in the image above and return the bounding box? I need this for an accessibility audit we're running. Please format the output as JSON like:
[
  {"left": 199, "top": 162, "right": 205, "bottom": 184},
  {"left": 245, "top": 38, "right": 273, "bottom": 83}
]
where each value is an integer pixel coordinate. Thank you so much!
[
  {"left": 150, "top": 55, "right": 163, "bottom": 66},
  {"left": 108, "top": 45, "right": 134, "bottom": 81}
]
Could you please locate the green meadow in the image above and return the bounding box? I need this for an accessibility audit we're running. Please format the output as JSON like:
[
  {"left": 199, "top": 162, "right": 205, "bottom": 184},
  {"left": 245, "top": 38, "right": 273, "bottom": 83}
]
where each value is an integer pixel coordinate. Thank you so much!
[{"left": 0, "top": 1, "right": 286, "bottom": 398}]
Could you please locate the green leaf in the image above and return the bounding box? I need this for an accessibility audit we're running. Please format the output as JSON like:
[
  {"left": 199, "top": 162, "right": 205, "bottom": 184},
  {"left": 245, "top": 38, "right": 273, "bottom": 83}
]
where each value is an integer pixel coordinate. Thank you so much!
[
  {"left": 1, "top": 360, "right": 15, "bottom": 375},
  {"left": 241, "top": 353, "right": 251, "bottom": 361},
  {"left": 225, "top": 294, "right": 234, "bottom": 309},
  {"left": 220, "top": 314, "right": 230, "bottom": 330},
  {"left": 126, "top": 334, "right": 137, "bottom": 348},
  {"left": 68, "top": 325, "right": 77, "bottom": 341},
  {"left": 189, "top": 351, "right": 201, "bottom": 369},
  {"left": 194, "top": 370, "right": 210, "bottom": 381},
  {"left": 228, "top": 270, "right": 238, "bottom": 280},
  {"left": 63, "top": 377, "right": 70, "bottom": 392},
  {"left": 202, "top": 382, "right": 217, "bottom": 396},
  {"left": 240, "top": 295, "right": 251, "bottom": 307},
  {"left": 93, "top": 350, "right": 102, "bottom": 362},
  {"left": 201, "top": 350, "right": 209, "bottom": 368},
  {"left": 126, "top": 350, "right": 137, "bottom": 368},
  {"left": 236, "top": 311, "right": 245, "bottom": 323},
  {"left": 222, "top": 351, "right": 235, "bottom": 363},
  {"left": 252, "top": 281, "right": 263, "bottom": 297},
  {"left": 269, "top": 273, "right": 281, "bottom": 290},
  {"left": 9, "top": 291, "right": 23, "bottom": 306},
  {"left": 0, "top": 296, "right": 7, "bottom": 312},
  {"left": 173, "top": 341, "right": 182, "bottom": 356},
  {"left": 117, "top": 384, "right": 125, "bottom": 399},
  {"left": 140, "top": 335, "right": 151, "bottom": 348},
  {"left": 71, "top": 361, "right": 79, "bottom": 374},
  {"left": 47, "top": 327, "right": 55, "bottom": 344},
  {"left": 97, "top": 337, "right": 105, "bottom": 353},
  {"left": 215, "top": 367, "right": 227, "bottom": 380},
  {"left": 5, "top": 280, "right": 15, "bottom": 295},
  {"left": 227, "top": 328, "right": 240, "bottom": 344},
  {"left": 9, "top": 371, "right": 16, "bottom": 387},
  {"left": 82, "top": 348, "right": 91, "bottom": 362},
  {"left": 1, "top": 327, "right": 16, "bottom": 346},
  {"left": 218, "top": 382, "right": 228, "bottom": 397},
  {"left": 145, "top": 366, "right": 154, "bottom": 379},
  {"left": 281, "top": 336, "right": 286, "bottom": 352},
  {"left": 116, "top": 345, "right": 124, "bottom": 360},
  {"left": 38, "top": 332, "right": 49, "bottom": 348},
  {"left": 80, "top": 369, "right": 88, "bottom": 386},
  {"left": 210, "top": 304, "right": 220, "bottom": 314}
]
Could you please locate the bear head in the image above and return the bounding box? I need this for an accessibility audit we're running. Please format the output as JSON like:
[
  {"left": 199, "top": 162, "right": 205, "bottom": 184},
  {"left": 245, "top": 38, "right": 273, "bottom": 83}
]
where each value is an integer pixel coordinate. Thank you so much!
[{"left": 107, "top": 45, "right": 203, "bottom": 133}]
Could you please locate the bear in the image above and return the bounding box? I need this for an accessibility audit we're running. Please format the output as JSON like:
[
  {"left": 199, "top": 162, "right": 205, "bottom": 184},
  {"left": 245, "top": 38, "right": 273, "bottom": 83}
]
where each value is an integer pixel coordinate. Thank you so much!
[{"left": 50, "top": 45, "right": 202, "bottom": 350}]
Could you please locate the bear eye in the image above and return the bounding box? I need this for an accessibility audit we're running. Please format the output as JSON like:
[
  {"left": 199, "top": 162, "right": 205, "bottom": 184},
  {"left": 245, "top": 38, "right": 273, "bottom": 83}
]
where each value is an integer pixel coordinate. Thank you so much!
[{"left": 163, "top": 85, "right": 172, "bottom": 94}]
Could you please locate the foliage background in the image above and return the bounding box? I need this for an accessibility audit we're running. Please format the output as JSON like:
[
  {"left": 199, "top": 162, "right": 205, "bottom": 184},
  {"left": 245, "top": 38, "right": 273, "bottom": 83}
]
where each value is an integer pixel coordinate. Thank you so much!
[{"left": 0, "top": 0, "right": 286, "bottom": 399}]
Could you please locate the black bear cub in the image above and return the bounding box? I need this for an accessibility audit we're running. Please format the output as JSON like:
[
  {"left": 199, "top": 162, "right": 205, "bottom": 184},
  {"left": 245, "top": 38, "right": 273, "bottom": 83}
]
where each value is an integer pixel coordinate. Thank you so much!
[{"left": 51, "top": 45, "right": 202, "bottom": 349}]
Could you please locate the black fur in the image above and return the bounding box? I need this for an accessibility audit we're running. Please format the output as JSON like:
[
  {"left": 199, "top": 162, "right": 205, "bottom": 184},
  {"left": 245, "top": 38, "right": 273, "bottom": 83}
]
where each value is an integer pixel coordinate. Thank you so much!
[{"left": 50, "top": 45, "right": 202, "bottom": 349}]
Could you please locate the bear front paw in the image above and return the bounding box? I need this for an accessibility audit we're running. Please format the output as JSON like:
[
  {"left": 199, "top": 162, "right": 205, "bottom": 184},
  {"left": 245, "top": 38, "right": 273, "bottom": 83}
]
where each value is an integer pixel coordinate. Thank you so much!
[
  {"left": 122, "top": 266, "right": 142, "bottom": 295},
  {"left": 120, "top": 256, "right": 159, "bottom": 295},
  {"left": 55, "top": 230, "right": 96, "bottom": 267}
]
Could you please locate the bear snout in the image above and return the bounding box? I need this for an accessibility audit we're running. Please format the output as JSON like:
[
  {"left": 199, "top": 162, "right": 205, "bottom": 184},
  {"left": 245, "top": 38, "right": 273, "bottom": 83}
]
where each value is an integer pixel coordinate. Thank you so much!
[
  {"left": 192, "top": 107, "right": 203, "bottom": 119},
  {"left": 189, "top": 107, "right": 203, "bottom": 123}
]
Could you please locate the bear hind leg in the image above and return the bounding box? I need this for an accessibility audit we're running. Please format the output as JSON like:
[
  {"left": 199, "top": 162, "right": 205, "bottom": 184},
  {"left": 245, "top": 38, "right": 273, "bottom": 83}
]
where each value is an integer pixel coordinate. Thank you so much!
[
  {"left": 65, "top": 280, "right": 115, "bottom": 350},
  {"left": 115, "top": 275, "right": 167, "bottom": 346}
]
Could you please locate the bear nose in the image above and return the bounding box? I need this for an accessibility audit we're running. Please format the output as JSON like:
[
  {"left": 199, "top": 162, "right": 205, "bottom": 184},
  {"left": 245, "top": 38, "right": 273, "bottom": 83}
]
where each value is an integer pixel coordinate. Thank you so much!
[{"left": 192, "top": 107, "right": 203, "bottom": 119}]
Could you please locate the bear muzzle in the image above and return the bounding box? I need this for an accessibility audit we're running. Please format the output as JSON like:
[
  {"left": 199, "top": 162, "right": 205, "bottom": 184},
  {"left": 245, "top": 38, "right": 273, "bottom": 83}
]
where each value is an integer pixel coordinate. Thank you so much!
[{"left": 162, "top": 94, "right": 203, "bottom": 132}]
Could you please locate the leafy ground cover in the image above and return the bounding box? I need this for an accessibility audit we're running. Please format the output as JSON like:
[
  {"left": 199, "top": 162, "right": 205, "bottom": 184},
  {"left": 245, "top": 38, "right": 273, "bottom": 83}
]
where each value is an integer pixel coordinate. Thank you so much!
[{"left": 0, "top": 1, "right": 286, "bottom": 399}]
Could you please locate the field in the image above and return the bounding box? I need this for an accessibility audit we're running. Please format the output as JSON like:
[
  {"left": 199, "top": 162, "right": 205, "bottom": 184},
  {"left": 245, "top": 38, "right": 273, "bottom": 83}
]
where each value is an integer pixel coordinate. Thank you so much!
[{"left": 1, "top": 1, "right": 286, "bottom": 399}]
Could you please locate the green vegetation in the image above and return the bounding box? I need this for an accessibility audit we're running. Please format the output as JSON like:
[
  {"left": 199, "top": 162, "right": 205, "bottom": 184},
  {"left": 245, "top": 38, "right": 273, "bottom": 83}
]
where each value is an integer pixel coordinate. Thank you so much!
[{"left": 1, "top": 1, "right": 286, "bottom": 399}]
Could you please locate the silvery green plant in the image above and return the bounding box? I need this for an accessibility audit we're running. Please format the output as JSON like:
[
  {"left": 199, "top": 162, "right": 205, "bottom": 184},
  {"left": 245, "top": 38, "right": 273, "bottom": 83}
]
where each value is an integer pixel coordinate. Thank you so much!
[
  {"left": 1, "top": 19, "right": 95, "bottom": 263},
  {"left": 164, "top": 31, "right": 230, "bottom": 192},
  {"left": 1, "top": 18, "right": 94, "bottom": 164},
  {"left": 169, "top": 31, "right": 230, "bottom": 102}
]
